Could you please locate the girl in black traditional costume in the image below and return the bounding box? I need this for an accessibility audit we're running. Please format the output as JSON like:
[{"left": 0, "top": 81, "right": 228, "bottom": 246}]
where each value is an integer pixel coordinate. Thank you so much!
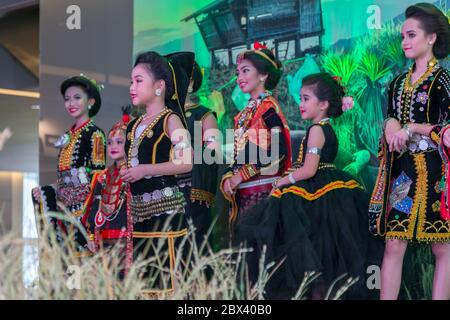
[
  {"left": 82, "top": 106, "right": 132, "bottom": 278},
  {"left": 236, "top": 73, "right": 378, "bottom": 299},
  {"left": 121, "top": 51, "right": 194, "bottom": 295}
]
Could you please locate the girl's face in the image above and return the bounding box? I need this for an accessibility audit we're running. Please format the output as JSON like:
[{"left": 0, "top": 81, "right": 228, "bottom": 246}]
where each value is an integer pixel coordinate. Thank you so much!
[
  {"left": 299, "top": 85, "right": 326, "bottom": 120},
  {"left": 130, "top": 64, "right": 163, "bottom": 106},
  {"left": 236, "top": 59, "right": 266, "bottom": 94},
  {"left": 64, "top": 86, "right": 92, "bottom": 120},
  {"left": 107, "top": 131, "right": 126, "bottom": 161},
  {"left": 401, "top": 18, "right": 435, "bottom": 60}
]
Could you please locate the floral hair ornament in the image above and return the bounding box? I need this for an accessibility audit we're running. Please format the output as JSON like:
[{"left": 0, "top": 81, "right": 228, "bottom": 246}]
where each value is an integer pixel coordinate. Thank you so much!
[
  {"left": 237, "top": 41, "right": 279, "bottom": 69},
  {"left": 331, "top": 75, "right": 353, "bottom": 111},
  {"left": 79, "top": 73, "right": 105, "bottom": 92},
  {"left": 253, "top": 41, "right": 268, "bottom": 50},
  {"left": 332, "top": 75, "right": 342, "bottom": 83},
  {"left": 109, "top": 105, "right": 132, "bottom": 137},
  {"left": 342, "top": 96, "right": 355, "bottom": 112}
]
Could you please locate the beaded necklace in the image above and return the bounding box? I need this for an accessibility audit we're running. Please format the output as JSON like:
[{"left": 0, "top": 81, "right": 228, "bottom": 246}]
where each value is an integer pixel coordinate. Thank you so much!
[
  {"left": 400, "top": 57, "right": 438, "bottom": 125},
  {"left": 234, "top": 91, "right": 271, "bottom": 160},
  {"left": 127, "top": 108, "right": 170, "bottom": 167},
  {"left": 58, "top": 119, "right": 93, "bottom": 171}
]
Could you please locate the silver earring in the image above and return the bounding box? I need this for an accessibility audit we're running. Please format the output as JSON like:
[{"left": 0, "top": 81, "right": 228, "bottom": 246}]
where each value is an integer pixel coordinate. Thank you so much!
[{"left": 155, "top": 88, "right": 162, "bottom": 96}]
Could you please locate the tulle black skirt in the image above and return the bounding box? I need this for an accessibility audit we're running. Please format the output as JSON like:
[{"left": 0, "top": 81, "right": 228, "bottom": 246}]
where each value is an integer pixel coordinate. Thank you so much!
[{"left": 234, "top": 168, "right": 384, "bottom": 299}]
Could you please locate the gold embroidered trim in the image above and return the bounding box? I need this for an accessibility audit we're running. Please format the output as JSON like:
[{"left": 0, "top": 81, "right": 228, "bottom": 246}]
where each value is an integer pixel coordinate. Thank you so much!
[
  {"left": 239, "top": 164, "right": 259, "bottom": 181},
  {"left": 91, "top": 131, "right": 105, "bottom": 166},
  {"left": 58, "top": 122, "right": 92, "bottom": 171},
  {"left": 191, "top": 188, "right": 215, "bottom": 205},
  {"left": 271, "top": 180, "right": 362, "bottom": 200},
  {"left": 127, "top": 108, "right": 170, "bottom": 167},
  {"left": 386, "top": 153, "right": 425, "bottom": 240}
]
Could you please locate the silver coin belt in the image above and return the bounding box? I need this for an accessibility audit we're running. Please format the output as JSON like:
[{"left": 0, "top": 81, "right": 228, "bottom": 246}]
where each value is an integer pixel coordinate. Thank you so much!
[
  {"left": 57, "top": 167, "right": 90, "bottom": 188},
  {"left": 406, "top": 134, "right": 437, "bottom": 153},
  {"left": 176, "top": 172, "right": 192, "bottom": 188},
  {"left": 130, "top": 186, "right": 186, "bottom": 222}
]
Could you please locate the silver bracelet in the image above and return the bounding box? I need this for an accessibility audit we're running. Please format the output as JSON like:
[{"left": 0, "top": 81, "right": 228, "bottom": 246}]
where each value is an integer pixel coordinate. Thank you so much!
[
  {"left": 306, "top": 147, "right": 322, "bottom": 156},
  {"left": 174, "top": 141, "right": 190, "bottom": 151},
  {"left": 402, "top": 123, "right": 412, "bottom": 139},
  {"left": 288, "top": 173, "right": 296, "bottom": 184}
]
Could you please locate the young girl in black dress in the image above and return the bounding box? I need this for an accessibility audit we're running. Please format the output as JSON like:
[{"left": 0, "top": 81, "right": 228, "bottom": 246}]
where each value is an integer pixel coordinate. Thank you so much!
[
  {"left": 235, "top": 73, "right": 380, "bottom": 299},
  {"left": 121, "top": 51, "right": 194, "bottom": 295}
]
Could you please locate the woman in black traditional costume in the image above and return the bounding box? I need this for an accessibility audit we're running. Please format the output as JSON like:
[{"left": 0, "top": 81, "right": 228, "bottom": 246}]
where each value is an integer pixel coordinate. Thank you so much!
[
  {"left": 32, "top": 75, "right": 106, "bottom": 255},
  {"left": 369, "top": 3, "right": 450, "bottom": 300},
  {"left": 220, "top": 43, "right": 292, "bottom": 238}
]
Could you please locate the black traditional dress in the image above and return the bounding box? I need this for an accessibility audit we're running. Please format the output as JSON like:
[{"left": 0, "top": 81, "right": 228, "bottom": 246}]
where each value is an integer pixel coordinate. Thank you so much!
[
  {"left": 220, "top": 93, "right": 292, "bottom": 235},
  {"left": 33, "top": 119, "right": 106, "bottom": 253},
  {"left": 125, "top": 108, "right": 187, "bottom": 295},
  {"left": 369, "top": 59, "right": 450, "bottom": 242},
  {"left": 177, "top": 104, "right": 218, "bottom": 248},
  {"left": 235, "top": 121, "right": 381, "bottom": 299}
]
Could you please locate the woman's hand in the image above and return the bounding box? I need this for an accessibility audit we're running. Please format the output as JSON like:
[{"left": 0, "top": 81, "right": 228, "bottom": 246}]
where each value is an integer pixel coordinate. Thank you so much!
[
  {"left": 276, "top": 176, "right": 289, "bottom": 188},
  {"left": 223, "top": 174, "right": 243, "bottom": 197},
  {"left": 32, "top": 187, "right": 41, "bottom": 202},
  {"left": 87, "top": 240, "right": 97, "bottom": 253},
  {"left": 119, "top": 165, "right": 127, "bottom": 176},
  {"left": 222, "top": 178, "right": 234, "bottom": 197},
  {"left": 270, "top": 176, "right": 289, "bottom": 194},
  {"left": 120, "top": 165, "right": 147, "bottom": 183},
  {"left": 385, "top": 119, "right": 401, "bottom": 145},
  {"left": 229, "top": 174, "right": 243, "bottom": 191},
  {"left": 389, "top": 128, "right": 409, "bottom": 153}
]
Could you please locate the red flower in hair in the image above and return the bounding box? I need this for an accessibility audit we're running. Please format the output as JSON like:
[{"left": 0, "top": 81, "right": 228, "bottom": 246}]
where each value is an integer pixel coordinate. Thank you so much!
[
  {"left": 253, "top": 41, "right": 268, "bottom": 50},
  {"left": 122, "top": 113, "right": 130, "bottom": 125},
  {"left": 332, "top": 76, "right": 342, "bottom": 82}
]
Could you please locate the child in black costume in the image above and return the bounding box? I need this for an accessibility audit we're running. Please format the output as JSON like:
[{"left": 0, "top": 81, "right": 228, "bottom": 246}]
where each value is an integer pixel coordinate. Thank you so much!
[{"left": 235, "top": 73, "right": 382, "bottom": 299}]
